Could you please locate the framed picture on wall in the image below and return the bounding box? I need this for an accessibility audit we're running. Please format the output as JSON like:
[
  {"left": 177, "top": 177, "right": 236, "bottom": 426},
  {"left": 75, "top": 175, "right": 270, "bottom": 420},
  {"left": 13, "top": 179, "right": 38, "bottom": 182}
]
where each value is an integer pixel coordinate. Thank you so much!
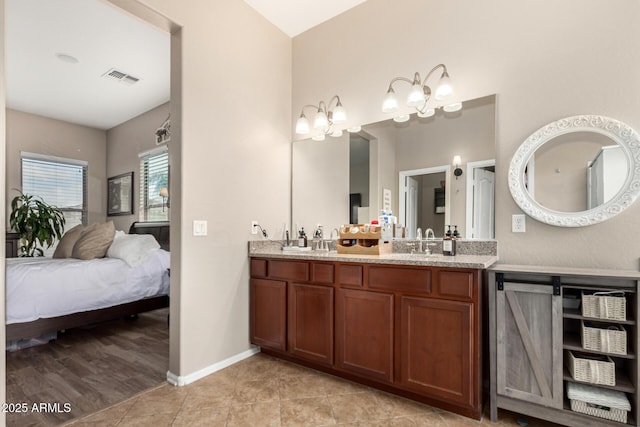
[{"left": 107, "top": 172, "right": 134, "bottom": 216}]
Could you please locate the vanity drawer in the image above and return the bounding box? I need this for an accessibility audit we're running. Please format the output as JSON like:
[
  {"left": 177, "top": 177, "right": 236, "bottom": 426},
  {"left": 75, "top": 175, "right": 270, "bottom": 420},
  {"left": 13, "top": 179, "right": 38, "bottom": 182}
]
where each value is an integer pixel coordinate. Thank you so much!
[
  {"left": 268, "top": 260, "right": 310, "bottom": 282},
  {"left": 312, "top": 263, "right": 335, "bottom": 284},
  {"left": 438, "top": 270, "right": 475, "bottom": 300},
  {"left": 369, "top": 266, "right": 432, "bottom": 294},
  {"left": 250, "top": 258, "right": 267, "bottom": 278},
  {"left": 338, "top": 264, "right": 363, "bottom": 287}
]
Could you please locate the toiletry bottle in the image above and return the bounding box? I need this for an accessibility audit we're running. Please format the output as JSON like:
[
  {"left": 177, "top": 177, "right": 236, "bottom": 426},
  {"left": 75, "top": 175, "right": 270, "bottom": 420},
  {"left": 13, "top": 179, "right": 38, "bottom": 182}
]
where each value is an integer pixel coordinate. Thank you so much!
[
  {"left": 299, "top": 228, "right": 307, "bottom": 247},
  {"left": 443, "top": 225, "right": 456, "bottom": 256},
  {"left": 453, "top": 225, "right": 460, "bottom": 239}
]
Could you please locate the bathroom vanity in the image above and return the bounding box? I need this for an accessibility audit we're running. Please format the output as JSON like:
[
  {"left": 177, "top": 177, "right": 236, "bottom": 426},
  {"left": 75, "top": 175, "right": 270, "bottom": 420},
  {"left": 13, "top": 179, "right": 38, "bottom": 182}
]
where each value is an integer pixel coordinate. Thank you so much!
[{"left": 249, "top": 247, "right": 496, "bottom": 419}]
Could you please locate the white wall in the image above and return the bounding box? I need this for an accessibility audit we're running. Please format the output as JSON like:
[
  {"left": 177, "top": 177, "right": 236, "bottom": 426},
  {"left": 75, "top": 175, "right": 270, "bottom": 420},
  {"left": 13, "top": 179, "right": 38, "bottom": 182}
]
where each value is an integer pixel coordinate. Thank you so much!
[
  {"left": 113, "top": 0, "right": 292, "bottom": 378},
  {"left": 106, "top": 102, "right": 170, "bottom": 232},
  {"left": 293, "top": 0, "right": 640, "bottom": 269},
  {"left": 5, "top": 109, "right": 107, "bottom": 226}
]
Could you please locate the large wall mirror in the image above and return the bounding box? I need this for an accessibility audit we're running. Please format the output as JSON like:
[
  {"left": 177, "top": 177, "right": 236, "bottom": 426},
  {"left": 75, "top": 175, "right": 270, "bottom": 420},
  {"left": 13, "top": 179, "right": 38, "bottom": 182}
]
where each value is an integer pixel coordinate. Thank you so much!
[
  {"left": 292, "top": 94, "right": 497, "bottom": 239},
  {"left": 509, "top": 115, "right": 640, "bottom": 227}
]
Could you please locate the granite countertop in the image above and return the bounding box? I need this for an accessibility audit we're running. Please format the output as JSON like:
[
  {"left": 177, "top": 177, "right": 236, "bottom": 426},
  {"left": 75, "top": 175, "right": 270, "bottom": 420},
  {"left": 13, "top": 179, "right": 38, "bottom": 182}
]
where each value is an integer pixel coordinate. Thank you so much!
[{"left": 249, "top": 243, "right": 497, "bottom": 269}]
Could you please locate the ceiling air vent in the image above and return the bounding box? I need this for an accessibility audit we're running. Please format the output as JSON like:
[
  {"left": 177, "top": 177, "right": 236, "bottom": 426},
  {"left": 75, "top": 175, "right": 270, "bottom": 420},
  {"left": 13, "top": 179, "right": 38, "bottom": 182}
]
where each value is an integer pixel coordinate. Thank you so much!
[{"left": 102, "top": 68, "right": 140, "bottom": 86}]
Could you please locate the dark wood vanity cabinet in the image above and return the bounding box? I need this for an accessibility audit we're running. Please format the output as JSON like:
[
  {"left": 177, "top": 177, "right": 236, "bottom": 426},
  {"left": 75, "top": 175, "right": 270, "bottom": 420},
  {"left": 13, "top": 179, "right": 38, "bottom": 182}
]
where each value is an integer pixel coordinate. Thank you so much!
[
  {"left": 336, "top": 288, "right": 394, "bottom": 382},
  {"left": 250, "top": 257, "right": 483, "bottom": 420},
  {"left": 288, "top": 282, "right": 334, "bottom": 365}
]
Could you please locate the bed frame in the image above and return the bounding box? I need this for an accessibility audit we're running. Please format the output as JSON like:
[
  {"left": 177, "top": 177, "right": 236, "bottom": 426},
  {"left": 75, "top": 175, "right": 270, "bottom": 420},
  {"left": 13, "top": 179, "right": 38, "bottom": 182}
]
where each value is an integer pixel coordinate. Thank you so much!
[{"left": 6, "top": 221, "right": 170, "bottom": 342}]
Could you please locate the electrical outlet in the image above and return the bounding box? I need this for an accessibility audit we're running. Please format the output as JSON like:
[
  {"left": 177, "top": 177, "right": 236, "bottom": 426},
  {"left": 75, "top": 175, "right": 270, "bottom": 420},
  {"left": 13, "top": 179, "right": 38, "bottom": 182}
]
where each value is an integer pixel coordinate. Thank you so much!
[
  {"left": 251, "top": 221, "right": 259, "bottom": 235},
  {"left": 512, "top": 214, "right": 526, "bottom": 233}
]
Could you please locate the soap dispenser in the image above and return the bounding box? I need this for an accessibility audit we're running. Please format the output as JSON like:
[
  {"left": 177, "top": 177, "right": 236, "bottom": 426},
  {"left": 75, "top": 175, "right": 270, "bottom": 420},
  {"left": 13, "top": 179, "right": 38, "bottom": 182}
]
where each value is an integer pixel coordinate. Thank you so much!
[
  {"left": 443, "top": 225, "right": 456, "bottom": 256},
  {"left": 298, "top": 227, "right": 308, "bottom": 248}
]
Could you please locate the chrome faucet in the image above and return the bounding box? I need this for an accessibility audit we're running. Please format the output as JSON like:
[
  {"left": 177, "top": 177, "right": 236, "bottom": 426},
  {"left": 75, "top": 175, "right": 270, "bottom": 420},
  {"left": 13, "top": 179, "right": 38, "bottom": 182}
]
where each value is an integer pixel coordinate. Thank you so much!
[
  {"left": 424, "top": 228, "right": 436, "bottom": 255},
  {"left": 313, "top": 225, "right": 324, "bottom": 250}
]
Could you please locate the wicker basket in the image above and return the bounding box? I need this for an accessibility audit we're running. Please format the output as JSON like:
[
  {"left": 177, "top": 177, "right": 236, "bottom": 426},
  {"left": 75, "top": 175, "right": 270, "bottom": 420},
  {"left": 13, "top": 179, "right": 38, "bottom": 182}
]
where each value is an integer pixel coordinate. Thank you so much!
[
  {"left": 582, "top": 291, "right": 626, "bottom": 321},
  {"left": 581, "top": 321, "right": 627, "bottom": 355},
  {"left": 567, "top": 382, "right": 630, "bottom": 423},
  {"left": 565, "top": 351, "right": 615, "bottom": 386}
]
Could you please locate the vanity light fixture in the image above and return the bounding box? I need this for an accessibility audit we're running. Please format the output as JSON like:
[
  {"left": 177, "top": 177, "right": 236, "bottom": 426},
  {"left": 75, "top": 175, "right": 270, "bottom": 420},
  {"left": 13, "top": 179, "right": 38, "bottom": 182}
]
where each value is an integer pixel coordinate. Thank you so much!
[
  {"left": 347, "top": 125, "right": 362, "bottom": 133},
  {"left": 382, "top": 63, "right": 462, "bottom": 121},
  {"left": 295, "top": 95, "right": 347, "bottom": 137},
  {"left": 453, "top": 155, "right": 463, "bottom": 179}
]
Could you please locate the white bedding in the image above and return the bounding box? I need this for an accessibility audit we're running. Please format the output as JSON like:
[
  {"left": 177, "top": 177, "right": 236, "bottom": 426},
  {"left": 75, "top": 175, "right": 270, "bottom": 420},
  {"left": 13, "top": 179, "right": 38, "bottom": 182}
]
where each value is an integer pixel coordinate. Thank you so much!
[{"left": 6, "top": 249, "right": 170, "bottom": 324}]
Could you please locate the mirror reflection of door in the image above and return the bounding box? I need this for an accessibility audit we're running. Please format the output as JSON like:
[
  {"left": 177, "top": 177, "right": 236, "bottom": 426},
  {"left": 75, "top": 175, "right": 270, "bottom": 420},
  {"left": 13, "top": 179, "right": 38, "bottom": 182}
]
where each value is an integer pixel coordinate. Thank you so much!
[
  {"left": 350, "top": 134, "right": 370, "bottom": 224},
  {"left": 472, "top": 167, "right": 495, "bottom": 239},
  {"left": 400, "top": 168, "right": 447, "bottom": 238}
]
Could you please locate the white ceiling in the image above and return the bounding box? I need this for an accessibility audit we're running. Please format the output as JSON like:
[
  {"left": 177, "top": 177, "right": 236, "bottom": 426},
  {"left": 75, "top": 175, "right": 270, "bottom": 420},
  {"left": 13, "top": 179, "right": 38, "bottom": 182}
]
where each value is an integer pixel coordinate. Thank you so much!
[
  {"left": 5, "top": 0, "right": 364, "bottom": 130},
  {"left": 6, "top": 0, "right": 170, "bottom": 130},
  {"left": 243, "top": 0, "right": 366, "bottom": 37}
]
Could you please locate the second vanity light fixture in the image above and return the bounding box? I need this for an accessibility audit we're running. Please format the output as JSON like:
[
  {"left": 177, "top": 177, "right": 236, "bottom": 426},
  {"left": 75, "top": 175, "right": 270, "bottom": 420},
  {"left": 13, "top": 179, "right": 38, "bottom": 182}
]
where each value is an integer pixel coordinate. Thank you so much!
[
  {"left": 453, "top": 155, "right": 463, "bottom": 179},
  {"left": 382, "top": 63, "right": 462, "bottom": 122},
  {"left": 295, "top": 95, "right": 347, "bottom": 140}
]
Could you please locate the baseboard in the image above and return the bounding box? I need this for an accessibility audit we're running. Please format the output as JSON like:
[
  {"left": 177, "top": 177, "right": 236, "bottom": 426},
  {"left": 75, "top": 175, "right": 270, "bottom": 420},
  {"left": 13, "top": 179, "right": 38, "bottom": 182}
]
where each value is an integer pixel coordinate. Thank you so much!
[{"left": 166, "top": 346, "right": 260, "bottom": 386}]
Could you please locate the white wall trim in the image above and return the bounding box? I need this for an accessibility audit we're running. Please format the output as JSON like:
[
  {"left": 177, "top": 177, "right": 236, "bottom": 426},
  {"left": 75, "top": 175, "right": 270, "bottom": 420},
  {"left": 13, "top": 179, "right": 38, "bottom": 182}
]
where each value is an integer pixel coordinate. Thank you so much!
[{"left": 166, "top": 347, "right": 260, "bottom": 386}]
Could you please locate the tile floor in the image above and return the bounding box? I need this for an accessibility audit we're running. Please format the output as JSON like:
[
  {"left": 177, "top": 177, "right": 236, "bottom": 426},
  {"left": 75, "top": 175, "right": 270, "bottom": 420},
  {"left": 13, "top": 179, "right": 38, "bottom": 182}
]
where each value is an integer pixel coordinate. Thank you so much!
[{"left": 66, "top": 353, "right": 560, "bottom": 427}]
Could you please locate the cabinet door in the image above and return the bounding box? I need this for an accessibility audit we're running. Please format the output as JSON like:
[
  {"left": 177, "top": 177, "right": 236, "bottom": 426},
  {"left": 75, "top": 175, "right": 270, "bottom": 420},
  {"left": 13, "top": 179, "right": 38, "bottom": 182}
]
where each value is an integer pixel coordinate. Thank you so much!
[
  {"left": 250, "top": 278, "right": 287, "bottom": 351},
  {"left": 400, "top": 296, "right": 475, "bottom": 408},
  {"left": 496, "top": 282, "right": 563, "bottom": 408},
  {"left": 288, "top": 283, "right": 334, "bottom": 365},
  {"left": 336, "top": 288, "right": 394, "bottom": 382}
]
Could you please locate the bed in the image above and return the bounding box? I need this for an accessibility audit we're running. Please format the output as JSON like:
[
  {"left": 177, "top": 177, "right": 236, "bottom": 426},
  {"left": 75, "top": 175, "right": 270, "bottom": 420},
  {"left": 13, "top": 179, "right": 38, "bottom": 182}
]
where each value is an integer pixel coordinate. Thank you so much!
[{"left": 5, "top": 221, "right": 170, "bottom": 342}]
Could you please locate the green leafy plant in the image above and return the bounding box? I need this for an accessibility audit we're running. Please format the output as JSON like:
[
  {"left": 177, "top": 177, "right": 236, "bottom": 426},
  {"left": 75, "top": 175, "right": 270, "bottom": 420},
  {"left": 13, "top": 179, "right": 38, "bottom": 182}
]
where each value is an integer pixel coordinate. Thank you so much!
[{"left": 9, "top": 192, "right": 66, "bottom": 257}]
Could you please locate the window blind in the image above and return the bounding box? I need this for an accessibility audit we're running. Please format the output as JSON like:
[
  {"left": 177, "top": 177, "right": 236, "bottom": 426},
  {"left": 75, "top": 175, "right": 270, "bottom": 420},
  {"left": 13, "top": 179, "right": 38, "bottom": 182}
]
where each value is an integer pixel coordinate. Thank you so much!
[
  {"left": 139, "top": 148, "right": 169, "bottom": 221},
  {"left": 21, "top": 153, "right": 87, "bottom": 231}
]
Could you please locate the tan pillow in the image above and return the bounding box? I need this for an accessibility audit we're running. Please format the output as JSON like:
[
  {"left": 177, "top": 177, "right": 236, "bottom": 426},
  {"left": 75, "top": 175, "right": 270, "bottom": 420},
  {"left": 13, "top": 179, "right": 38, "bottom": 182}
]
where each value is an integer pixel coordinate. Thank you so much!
[
  {"left": 71, "top": 221, "right": 116, "bottom": 260},
  {"left": 53, "top": 224, "right": 85, "bottom": 259}
]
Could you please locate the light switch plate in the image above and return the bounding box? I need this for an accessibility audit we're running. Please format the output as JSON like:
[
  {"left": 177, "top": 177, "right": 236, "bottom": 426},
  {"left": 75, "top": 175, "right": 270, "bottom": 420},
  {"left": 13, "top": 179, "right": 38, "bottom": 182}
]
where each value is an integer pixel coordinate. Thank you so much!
[
  {"left": 512, "top": 214, "right": 526, "bottom": 233},
  {"left": 193, "top": 220, "right": 207, "bottom": 236}
]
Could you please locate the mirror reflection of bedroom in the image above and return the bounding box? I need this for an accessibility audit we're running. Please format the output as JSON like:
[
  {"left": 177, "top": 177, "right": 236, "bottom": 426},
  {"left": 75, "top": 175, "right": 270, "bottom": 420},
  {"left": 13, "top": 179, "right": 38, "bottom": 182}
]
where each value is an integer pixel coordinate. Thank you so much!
[{"left": 4, "top": 0, "right": 172, "bottom": 425}]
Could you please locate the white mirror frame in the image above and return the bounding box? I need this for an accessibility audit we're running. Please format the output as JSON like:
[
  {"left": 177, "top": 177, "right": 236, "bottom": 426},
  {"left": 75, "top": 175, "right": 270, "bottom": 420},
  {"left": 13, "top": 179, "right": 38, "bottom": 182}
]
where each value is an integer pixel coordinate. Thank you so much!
[{"left": 509, "top": 115, "right": 640, "bottom": 227}]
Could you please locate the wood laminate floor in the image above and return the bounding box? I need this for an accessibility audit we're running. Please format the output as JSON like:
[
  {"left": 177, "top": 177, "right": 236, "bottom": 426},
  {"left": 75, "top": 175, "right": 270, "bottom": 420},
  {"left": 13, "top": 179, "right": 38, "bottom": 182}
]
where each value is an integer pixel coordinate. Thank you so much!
[{"left": 6, "top": 308, "right": 169, "bottom": 426}]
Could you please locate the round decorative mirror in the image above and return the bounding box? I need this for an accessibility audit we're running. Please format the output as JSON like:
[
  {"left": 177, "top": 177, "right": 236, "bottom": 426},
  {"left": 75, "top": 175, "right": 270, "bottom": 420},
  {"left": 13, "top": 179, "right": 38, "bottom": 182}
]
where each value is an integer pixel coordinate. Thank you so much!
[{"left": 509, "top": 115, "right": 640, "bottom": 227}]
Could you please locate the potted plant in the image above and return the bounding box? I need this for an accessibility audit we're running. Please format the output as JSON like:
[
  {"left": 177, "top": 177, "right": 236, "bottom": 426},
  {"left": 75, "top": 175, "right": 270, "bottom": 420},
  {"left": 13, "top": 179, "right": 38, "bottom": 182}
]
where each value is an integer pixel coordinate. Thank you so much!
[{"left": 9, "top": 191, "right": 66, "bottom": 257}]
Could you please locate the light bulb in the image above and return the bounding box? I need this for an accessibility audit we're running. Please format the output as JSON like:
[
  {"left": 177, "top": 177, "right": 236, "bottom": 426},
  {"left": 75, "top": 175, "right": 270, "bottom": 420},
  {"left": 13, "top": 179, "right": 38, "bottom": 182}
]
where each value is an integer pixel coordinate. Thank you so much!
[
  {"left": 295, "top": 115, "right": 310, "bottom": 134},
  {"left": 382, "top": 89, "right": 399, "bottom": 113},
  {"left": 453, "top": 155, "right": 462, "bottom": 166},
  {"left": 406, "top": 83, "right": 426, "bottom": 107},
  {"left": 434, "top": 74, "right": 454, "bottom": 101},
  {"left": 313, "top": 109, "right": 329, "bottom": 129},
  {"left": 331, "top": 104, "right": 347, "bottom": 123}
]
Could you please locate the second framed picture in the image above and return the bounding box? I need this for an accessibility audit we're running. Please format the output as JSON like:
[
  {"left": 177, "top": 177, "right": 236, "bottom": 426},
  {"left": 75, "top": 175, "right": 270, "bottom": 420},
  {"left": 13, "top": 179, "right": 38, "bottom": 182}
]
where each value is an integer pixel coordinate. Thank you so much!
[{"left": 107, "top": 172, "right": 134, "bottom": 216}]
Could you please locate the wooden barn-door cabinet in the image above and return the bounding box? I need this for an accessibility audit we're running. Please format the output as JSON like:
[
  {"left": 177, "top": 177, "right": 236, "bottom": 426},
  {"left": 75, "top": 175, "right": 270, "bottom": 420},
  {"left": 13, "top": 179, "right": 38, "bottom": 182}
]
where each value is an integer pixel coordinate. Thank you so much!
[
  {"left": 489, "top": 265, "right": 640, "bottom": 427},
  {"left": 495, "top": 280, "right": 563, "bottom": 409}
]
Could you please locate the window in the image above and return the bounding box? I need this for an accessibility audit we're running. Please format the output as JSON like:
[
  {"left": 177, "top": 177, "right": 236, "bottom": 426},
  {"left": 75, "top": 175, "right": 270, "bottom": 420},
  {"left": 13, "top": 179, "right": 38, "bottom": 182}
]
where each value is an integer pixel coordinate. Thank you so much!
[
  {"left": 21, "top": 152, "right": 87, "bottom": 231},
  {"left": 139, "top": 147, "right": 169, "bottom": 221}
]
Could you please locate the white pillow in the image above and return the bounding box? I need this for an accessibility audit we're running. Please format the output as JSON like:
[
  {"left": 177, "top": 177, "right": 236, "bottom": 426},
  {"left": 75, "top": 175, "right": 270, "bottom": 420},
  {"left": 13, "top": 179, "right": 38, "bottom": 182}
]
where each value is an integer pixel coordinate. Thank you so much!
[{"left": 107, "top": 234, "right": 160, "bottom": 267}]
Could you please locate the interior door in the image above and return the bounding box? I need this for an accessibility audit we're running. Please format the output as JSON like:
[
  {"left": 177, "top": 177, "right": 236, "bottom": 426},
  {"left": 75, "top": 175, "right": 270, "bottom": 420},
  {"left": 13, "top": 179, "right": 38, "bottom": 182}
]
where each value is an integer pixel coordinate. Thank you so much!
[
  {"left": 405, "top": 176, "right": 419, "bottom": 238},
  {"left": 496, "top": 281, "right": 563, "bottom": 409},
  {"left": 472, "top": 168, "right": 495, "bottom": 239}
]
